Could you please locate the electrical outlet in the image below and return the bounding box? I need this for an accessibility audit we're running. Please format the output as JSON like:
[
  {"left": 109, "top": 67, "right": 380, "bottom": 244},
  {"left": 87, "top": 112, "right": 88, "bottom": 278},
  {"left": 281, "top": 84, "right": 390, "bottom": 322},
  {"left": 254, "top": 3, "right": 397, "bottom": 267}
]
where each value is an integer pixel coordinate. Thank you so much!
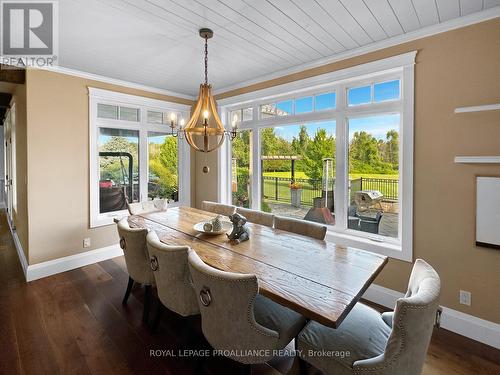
[
  {"left": 459, "top": 290, "right": 471, "bottom": 306},
  {"left": 83, "top": 238, "right": 91, "bottom": 248}
]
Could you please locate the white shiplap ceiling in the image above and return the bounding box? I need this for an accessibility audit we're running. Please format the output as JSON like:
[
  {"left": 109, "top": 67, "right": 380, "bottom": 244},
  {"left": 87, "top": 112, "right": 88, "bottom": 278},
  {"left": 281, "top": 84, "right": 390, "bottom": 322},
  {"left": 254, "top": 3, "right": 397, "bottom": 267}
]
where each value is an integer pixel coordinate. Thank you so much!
[{"left": 58, "top": 0, "right": 500, "bottom": 97}]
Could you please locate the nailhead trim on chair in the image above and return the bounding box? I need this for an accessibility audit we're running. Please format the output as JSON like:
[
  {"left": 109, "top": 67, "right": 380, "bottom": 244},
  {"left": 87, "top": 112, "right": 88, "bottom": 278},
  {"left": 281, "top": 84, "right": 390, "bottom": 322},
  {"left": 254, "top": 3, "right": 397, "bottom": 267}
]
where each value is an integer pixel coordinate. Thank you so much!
[
  {"left": 192, "top": 265, "right": 278, "bottom": 339},
  {"left": 353, "top": 302, "right": 437, "bottom": 374}
]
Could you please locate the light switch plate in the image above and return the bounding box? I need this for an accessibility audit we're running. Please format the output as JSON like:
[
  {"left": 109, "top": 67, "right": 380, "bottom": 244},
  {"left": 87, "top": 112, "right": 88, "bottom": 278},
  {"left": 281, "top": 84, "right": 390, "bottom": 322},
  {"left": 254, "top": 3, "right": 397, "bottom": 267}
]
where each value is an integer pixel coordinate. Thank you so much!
[
  {"left": 459, "top": 290, "right": 471, "bottom": 306},
  {"left": 83, "top": 238, "right": 91, "bottom": 248}
]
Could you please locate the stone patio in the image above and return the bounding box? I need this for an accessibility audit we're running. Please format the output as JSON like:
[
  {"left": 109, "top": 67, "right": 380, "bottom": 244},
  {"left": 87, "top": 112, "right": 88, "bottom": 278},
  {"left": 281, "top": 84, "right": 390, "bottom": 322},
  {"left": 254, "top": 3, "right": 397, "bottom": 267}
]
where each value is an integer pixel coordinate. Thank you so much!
[{"left": 266, "top": 201, "right": 399, "bottom": 239}]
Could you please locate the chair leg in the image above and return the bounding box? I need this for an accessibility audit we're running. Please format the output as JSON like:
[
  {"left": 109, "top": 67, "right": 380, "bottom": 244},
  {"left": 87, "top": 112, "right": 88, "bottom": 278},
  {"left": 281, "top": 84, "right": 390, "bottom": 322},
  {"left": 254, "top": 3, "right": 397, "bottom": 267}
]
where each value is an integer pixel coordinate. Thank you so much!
[
  {"left": 122, "top": 277, "right": 134, "bottom": 305},
  {"left": 143, "top": 285, "right": 152, "bottom": 324},
  {"left": 151, "top": 300, "right": 163, "bottom": 333}
]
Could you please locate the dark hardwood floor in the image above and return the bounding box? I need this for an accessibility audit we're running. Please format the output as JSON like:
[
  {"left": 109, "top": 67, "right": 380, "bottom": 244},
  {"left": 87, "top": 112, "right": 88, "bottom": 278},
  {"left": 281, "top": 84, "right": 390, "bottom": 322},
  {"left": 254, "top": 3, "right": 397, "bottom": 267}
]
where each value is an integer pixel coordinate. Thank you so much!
[{"left": 0, "top": 213, "right": 498, "bottom": 375}]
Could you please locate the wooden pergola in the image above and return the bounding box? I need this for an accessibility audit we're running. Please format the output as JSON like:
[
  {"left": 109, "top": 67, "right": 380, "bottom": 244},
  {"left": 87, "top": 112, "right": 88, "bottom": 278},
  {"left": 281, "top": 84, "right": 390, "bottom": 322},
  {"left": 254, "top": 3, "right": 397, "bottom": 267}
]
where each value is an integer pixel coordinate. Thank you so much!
[{"left": 261, "top": 155, "right": 302, "bottom": 182}]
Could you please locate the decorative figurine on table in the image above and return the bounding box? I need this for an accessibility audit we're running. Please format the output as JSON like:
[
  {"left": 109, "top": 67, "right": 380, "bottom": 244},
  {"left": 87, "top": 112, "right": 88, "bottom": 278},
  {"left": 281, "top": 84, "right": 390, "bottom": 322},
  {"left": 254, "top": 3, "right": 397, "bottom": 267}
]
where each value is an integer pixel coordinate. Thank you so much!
[
  {"left": 203, "top": 215, "right": 223, "bottom": 232},
  {"left": 212, "top": 215, "right": 223, "bottom": 232},
  {"left": 227, "top": 213, "right": 250, "bottom": 244}
]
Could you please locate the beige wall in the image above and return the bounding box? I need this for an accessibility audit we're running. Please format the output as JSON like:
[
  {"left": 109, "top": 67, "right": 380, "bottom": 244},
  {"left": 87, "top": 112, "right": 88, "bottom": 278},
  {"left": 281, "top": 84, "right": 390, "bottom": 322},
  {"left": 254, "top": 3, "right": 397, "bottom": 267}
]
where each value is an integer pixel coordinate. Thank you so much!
[
  {"left": 207, "top": 19, "right": 500, "bottom": 323},
  {"left": 194, "top": 151, "right": 219, "bottom": 208},
  {"left": 25, "top": 69, "right": 192, "bottom": 264},
  {"left": 11, "top": 83, "right": 29, "bottom": 256}
]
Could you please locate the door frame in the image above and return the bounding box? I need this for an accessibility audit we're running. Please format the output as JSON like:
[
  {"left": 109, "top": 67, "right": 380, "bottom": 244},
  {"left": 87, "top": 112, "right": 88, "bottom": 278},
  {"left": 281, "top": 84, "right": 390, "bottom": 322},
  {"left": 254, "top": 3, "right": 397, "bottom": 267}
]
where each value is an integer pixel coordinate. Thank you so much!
[{"left": 4, "top": 103, "right": 15, "bottom": 224}]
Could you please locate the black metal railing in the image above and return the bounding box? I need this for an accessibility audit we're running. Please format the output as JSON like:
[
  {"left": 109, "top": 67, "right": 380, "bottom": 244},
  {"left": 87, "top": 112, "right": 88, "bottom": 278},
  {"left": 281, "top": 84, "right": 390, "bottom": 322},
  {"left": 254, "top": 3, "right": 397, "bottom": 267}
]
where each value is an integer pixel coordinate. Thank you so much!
[
  {"left": 359, "top": 177, "right": 398, "bottom": 201},
  {"left": 261, "top": 177, "right": 334, "bottom": 207},
  {"left": 261, "top": 176, "right": 398, "bottom": 206}
]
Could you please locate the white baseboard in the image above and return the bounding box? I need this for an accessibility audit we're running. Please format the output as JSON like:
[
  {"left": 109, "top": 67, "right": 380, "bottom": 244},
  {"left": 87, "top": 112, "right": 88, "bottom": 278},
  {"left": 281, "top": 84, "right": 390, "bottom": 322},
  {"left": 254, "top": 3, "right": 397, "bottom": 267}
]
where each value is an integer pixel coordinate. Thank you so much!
[
  {"left": 7, "top": 215, "right": 28, "bottom": 279},
  {"left": 26, "top": 244, "right": 123, "bottom": 282},
  {"left": 362, "top": 284, "right": 500, "bottom": 349},
  {"left": 6, "top": 215, "right": 123, "bottom": 282}
]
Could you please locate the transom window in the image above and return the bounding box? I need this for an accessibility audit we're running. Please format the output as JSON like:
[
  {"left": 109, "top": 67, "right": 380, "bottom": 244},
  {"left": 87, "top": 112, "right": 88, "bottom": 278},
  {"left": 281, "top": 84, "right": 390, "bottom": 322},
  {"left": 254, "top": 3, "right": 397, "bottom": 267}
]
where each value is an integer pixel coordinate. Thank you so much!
[
  {"left": 220, "top": 52, "right": 415, "bottom": 261},
  {"left": 348, "top": 79, "right": 400, "bottom": 106},
  {"left": 257, "top": 91, "right": 336, "bottom": 119},
  {"left": 89, "top": 88, "right": 191, "bottom": 227}
]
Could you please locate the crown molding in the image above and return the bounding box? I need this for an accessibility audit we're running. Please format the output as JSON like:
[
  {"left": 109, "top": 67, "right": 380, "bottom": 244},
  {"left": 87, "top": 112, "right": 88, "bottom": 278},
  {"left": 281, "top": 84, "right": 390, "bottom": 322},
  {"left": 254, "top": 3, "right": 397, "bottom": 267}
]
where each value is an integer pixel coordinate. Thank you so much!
[
  {"left": 214, "top": 7, "right": 500, "bottom": 96},
  {"left": 87, "top": 87, "right": 191, "bottom": 112},
  {"left": 38, "top": 65, "right": 195, "bottom": 101}
]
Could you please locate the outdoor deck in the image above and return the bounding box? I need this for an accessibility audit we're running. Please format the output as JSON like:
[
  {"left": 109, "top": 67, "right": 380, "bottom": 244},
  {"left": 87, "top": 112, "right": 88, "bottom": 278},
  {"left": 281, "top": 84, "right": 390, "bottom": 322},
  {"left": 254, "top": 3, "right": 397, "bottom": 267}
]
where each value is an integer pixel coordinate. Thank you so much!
[{"left": 267, "top": 202, "right": 399, "bottom": 239}]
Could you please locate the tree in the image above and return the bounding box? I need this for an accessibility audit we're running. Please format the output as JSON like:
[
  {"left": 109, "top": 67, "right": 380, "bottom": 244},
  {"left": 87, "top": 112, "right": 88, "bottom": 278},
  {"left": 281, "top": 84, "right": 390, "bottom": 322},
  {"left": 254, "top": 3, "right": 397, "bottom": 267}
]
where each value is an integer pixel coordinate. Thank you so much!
[
  {"left": 148, "top": 136, "right": 178, "bottom": 199},
  {"left": 261, "top": 128, "right": 293, "bottom": 171},
  {"left": 231, "top": 131, "right": 251, "bottom": 206},
  {"left": 385, "top": 130, "right": 399, "bottom": 168},
  {"left": 291, "top": 125, "right": 310, "bottom": 171},
  {"left": 303, "top": 129, "right": 335, "bottom": 187},
  {"left": 232, "top": 131, "right": 250, "bottom": 168},
  {"left": 349, "top": 131, "right": 395, "bottom": 174}
]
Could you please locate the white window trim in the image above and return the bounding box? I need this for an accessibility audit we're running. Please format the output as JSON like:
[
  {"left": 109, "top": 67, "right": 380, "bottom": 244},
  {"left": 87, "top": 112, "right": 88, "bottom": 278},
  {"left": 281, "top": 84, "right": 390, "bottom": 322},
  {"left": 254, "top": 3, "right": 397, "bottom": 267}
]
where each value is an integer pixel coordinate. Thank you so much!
[
  {"left": 218, "top": 52, "right": 415, "bottom": 262},
  {"left": 89, "top": 87, "right": 191, "bottom": 228}
]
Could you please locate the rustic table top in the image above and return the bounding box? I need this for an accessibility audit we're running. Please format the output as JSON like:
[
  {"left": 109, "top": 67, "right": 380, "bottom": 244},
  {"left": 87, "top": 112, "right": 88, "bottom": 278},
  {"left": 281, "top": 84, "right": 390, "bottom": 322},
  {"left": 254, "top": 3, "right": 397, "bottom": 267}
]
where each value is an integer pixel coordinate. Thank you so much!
[{"left": 128, "top": 206, "right": 388, "bottom": 328}]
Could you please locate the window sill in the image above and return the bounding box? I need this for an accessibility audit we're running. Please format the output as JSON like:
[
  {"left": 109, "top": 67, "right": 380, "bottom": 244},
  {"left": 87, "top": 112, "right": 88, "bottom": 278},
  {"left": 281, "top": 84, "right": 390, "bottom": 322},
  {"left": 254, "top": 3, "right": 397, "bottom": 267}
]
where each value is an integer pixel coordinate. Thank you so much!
[
  {"left": 91, "top": 210, "right": 128, "bottom": 228},
  {"left": 325, "top": 229, "right": 411, "bottom": 262}
]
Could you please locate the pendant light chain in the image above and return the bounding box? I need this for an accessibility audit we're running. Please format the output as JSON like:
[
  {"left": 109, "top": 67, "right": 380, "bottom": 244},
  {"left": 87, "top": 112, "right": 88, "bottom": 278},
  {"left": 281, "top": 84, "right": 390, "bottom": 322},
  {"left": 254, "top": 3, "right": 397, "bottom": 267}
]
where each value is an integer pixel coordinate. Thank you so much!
[{"left": 204, "top": 36, "right": 208, "bottom": 85}]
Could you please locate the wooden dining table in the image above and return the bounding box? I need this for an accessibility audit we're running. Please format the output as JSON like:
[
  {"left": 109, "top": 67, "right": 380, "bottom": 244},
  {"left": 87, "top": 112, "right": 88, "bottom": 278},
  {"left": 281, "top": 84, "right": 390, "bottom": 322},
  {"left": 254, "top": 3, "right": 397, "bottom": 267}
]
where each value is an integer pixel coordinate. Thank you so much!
[{"left": 128, "top": 206, "right": 388, "bottom": 329}]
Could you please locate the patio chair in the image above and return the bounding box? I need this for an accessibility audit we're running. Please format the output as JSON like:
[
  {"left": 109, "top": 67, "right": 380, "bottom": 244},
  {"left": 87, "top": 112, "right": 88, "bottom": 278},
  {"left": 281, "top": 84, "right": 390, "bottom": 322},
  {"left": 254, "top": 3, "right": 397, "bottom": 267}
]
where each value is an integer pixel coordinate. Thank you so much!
[
  {"left": 359, "top": 211, "right": 384, "bottom": 234},
  {"left": 348, "top": 205, "right": 360, "bottom": 230}
]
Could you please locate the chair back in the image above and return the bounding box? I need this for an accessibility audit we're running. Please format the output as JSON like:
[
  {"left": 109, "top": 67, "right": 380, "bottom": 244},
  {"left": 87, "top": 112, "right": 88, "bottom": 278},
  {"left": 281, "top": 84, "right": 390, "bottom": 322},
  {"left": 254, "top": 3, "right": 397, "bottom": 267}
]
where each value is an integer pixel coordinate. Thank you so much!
[
  {"left": 236, "top": 207, "right": 274, "bottom": 227},
  {"left": 188, "top": 250, "right": 278, "bottom": 363},
  {"left": 201, "top": 200, "right": 236, "bottom": 217},
  {"left": 127, "top": 198, "right": 167, "bottom": 215},
  {"left": 274, "top": 216, "right": 327, "bottom": 240},
  {"left": 146, "top": 231, "right": 199, "bottom": 317},
  {"left": 117, "top": 218, "right": 154, "bottom": 285},
  {"left": 354, "top": 259, "right": 441, "bottom": 375}
]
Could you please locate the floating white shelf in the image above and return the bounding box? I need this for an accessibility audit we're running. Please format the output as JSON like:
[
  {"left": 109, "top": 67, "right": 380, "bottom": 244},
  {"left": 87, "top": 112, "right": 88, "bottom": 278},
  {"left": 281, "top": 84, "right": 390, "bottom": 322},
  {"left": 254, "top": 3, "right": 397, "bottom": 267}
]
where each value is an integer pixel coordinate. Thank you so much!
[
  {"left": 454, "top": 104, "right": 500, "bottom": 113},
  {"left": 454, "top": 156, "right": 500, "bottom": 164}
]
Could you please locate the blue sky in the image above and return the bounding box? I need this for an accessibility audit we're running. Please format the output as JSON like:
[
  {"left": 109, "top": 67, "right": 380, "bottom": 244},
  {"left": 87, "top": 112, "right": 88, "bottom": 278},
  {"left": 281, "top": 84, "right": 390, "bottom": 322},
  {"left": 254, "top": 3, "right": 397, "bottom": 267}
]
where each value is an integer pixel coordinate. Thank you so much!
[{"left": 271, "top": 114, "right": 399, "bottom": 142}]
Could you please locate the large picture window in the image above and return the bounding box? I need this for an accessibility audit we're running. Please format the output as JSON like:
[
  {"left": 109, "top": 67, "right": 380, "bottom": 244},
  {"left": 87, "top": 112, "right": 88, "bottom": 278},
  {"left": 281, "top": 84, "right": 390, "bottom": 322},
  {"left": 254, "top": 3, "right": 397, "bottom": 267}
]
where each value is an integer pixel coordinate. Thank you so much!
[
  {"left": 219, "top": 52, "right": 415, "bottom": 260},
  {"left": 89, "top": 88, "right": 191, "bottom": 227}
]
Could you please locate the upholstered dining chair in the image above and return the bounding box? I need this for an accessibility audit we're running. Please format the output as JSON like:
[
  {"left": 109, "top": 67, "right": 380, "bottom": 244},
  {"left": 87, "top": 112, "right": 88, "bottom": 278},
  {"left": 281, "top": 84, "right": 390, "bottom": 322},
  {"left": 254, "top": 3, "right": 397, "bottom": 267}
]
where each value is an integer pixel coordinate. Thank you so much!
[
  {"left": 236, "top": 207, "right": 274, "bottom": 227},
  {"left": 127, "top": 198, "right": 168, "bottom": 215},
  {"left": 297, "top": 259, "right": 441, "bottom": 375},
  {"left": 188, "top": 250, "right": 307, "bottom": 373},
  {"left": 274, "top": 216, "right": 327, "bottom": 240},
  {"left": 146, "top": 231, "right": 199, "bottom": 330},
  {"left": 201, "top": 200, "right": 236, "bottom": 217},
  {"left": 117, "top": 218, "right": 155, "bottom": 323}
]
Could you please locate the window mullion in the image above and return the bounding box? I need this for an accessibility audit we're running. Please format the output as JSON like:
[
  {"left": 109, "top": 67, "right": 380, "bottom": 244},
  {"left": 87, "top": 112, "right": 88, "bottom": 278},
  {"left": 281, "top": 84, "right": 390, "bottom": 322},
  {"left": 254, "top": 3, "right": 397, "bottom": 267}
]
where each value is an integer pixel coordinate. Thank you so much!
[
  {"left": 139, "top": 126, "right": 148, "bottom": 202},
  {"left": 251, "top": 129, "right": 260, "bottom": 211},
  {"left": 335, "top": 85, "right": 348, "bottom": 231}
]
